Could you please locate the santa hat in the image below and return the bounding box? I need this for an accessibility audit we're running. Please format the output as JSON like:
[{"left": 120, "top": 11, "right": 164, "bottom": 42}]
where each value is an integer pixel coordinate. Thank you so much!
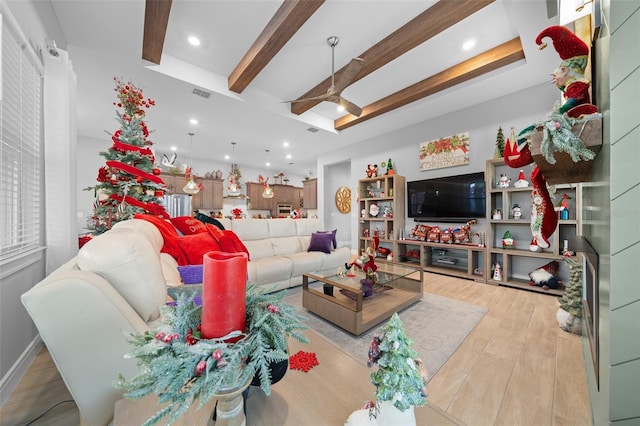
[{"left": 536, "top": 25, "right": 589, "bottom": 74}]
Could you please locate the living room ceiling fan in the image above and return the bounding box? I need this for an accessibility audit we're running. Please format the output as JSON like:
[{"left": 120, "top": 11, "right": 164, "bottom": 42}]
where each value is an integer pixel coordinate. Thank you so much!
[{"left": 285, "top": 36, "right": 365, "bottom": 117}]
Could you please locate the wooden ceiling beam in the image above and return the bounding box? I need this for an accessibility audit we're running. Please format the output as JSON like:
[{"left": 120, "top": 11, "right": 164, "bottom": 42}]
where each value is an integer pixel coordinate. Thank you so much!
[
  {"left": 142, "top": 0, "right": 173, "bottom": 64},
  {"left": 334, "top": 37, "right": 525, "bottom": 131},
  {"left": 290, "top": 0, "right": 495, "bottom": 115},
  {"left": 228, "top": 0, "right": 325, "bottom": 94}
]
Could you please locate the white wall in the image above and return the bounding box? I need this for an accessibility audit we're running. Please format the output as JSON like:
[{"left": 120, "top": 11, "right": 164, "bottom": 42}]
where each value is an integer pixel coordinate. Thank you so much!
[{"left": 315, "top": 81, "right": 560, "bottom": 252}]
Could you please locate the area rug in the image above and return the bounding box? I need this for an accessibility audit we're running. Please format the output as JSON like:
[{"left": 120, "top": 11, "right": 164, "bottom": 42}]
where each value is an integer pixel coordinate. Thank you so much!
[{"left": 282, "top": 287, "right": 488, "bottom": 381}]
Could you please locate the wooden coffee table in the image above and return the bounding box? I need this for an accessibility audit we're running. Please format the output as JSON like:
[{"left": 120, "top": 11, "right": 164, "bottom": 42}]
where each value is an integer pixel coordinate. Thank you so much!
[{"left": 302, "top": 264, "right": 423, "bottom": 335}]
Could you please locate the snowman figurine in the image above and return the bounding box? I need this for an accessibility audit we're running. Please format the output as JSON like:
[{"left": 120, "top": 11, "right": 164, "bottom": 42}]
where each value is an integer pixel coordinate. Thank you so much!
[
  {"left": 512, "top": 204, "right": 522, "bottom": 220},
  {"left": 498, "top": 174, "right": 511, "bottom": 188}
]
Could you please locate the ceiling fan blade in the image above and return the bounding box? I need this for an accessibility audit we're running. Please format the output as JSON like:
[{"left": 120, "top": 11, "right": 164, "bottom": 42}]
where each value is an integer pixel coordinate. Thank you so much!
[
  {"left": 332, "top": 58, "right": 365, "bottom": 94},
  {"left": 142, "top": 0, "right": 172, "bottom": 64},
  {"left": 281, "top": 93, "right": 332, "bottom": 104},
  {"left": 338, "top": 96, "right": 362, "bottom": 117}
]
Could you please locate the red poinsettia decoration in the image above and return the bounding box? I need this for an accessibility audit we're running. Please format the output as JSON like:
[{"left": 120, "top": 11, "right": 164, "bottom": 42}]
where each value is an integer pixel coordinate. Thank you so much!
[{"left": 289, "top": 350, "right": 319, "bottom": 372}]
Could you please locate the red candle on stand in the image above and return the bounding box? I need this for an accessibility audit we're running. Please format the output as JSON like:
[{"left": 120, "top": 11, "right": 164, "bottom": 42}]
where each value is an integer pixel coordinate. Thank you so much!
[{"left": 201, "top": 251, "right": 248, "bottom": 340}]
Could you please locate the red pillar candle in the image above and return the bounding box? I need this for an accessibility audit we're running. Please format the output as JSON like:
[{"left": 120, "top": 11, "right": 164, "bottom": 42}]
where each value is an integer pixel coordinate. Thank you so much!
[{"left": 201, "top": 251, "right": 248, "bottom": 340}]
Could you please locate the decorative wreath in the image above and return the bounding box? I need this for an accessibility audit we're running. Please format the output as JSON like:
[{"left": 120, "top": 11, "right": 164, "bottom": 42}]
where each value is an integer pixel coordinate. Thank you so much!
[{"left": 115, "top": 285, "right": 308, "bottom": 426}]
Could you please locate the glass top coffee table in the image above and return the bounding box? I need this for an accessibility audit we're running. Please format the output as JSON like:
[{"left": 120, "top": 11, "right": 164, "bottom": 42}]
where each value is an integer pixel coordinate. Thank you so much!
[{"left": 302, "top": 264, "right": 423, "bottom": 335}]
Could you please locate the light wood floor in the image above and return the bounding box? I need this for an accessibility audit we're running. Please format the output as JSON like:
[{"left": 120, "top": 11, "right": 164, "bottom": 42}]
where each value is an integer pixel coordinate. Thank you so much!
[{"left": 0, "top": 273, "right": 591, "bottom": 425}]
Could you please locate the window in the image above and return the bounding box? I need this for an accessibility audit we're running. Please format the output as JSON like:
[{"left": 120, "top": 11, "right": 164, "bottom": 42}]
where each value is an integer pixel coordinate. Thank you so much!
[{"left": 0, "top": 14, "right": 43, "bottom": 259}]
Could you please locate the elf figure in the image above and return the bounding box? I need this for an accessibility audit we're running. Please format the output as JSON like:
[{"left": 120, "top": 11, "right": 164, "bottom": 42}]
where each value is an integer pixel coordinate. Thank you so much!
[{"left": 536, "top": 25, "right": 598, "bottom": 119}]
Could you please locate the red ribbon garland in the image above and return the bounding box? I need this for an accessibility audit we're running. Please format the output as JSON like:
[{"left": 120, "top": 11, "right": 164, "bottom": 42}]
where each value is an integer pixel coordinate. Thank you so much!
[
  {"left": 111, "top": 140, "right": 154, "bottom": 158},
  {"left": 108, "top": 194, "right": 169, "bottom": 218},
  {"left": 106, "top": 160, "right": 164, "bottom": 184}
]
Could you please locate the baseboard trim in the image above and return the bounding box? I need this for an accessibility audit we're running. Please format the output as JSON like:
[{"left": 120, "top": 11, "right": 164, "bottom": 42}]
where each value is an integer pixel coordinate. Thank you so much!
[{"left": 0, "top": 335, "right": 43, "bottom": 407}]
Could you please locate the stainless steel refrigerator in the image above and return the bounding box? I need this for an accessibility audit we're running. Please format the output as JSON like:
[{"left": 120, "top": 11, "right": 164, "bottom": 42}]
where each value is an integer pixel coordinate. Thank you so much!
[{"left": 162, "top": 194, "right": 192, "bottom": 218}]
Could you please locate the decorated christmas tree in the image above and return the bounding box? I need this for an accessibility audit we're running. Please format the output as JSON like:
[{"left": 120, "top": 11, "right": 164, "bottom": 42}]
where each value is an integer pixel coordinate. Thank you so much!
[
  {"left": 493, "top": 126, "right": 505, "bottom": 159},
  {"left": 558, "top": 257, "right": 583, "bottom": 317},
  {"left": 368, "top": 313, "right": 427, "bottom": 412},
  {"left": 86, "top": 78, "right": 168, "bottom": 234}
]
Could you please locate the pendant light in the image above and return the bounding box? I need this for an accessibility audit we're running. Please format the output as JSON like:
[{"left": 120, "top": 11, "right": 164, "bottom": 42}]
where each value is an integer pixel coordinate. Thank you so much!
[
  {"left": 183, "top": 132, "right": 200, "bottom": 195},
  {"left": 228, "top": 142, "right": 241, "bottom": 196},
  {"left": 262, "top": 149, "right": 274, "bottom": 198}
]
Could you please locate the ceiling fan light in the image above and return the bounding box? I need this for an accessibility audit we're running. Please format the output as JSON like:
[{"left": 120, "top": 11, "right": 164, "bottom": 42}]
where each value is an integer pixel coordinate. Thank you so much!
[{"left": 183, "top": 178, "right": 200, "bottom": 195}]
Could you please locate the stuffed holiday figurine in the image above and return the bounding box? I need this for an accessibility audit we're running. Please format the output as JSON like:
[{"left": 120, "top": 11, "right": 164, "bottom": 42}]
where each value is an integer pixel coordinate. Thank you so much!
[
  {"left": 536, "top": 25, "right": 598, "bottom": 119},
  {"left": 530, "top": 166, "right": 557, "bottom": 251}
]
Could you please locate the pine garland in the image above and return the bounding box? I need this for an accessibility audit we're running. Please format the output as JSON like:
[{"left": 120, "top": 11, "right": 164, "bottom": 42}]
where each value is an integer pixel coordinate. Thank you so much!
[
  {"left": 115, "top": 285, "right": 308, "bottom": 426},
  {"left": 558, "top": 257, "right": 583, "bottom": 317},
  {"left": 538, "top": 112, "right": 598, "bottom": 165}
]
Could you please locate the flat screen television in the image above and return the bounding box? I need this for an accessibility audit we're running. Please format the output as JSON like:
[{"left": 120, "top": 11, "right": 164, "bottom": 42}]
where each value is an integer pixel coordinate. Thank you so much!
[{"left": 407, "top": 172, "right": 486, "bottom": 222}]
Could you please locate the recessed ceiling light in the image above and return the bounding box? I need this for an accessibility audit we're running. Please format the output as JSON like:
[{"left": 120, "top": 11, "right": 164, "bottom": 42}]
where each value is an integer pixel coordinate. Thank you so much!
[
  {"left": 189, "top": 118, "right": 198, "bottom": 125},
  {"left": 266, "top": 161, "right": 271, "bottom": 167},
  {"left": 337, "top": 105, "right": 345, "bottom": 112},
  {"left": 224, "top": 154, "right": 230, "bottom": 160},
  {"left": 188, "top": 36, "right": 200, "bottom": 46},
  {"left": 462, "top": 39, "right": 476, "bottom": 51},
  {"left": 286, "top": 154, "right": 292, "bottom": 159},
  {"left": 282, "top": 141, "right": 289, "bottom": 148},
  {"left": 170, "top": 146, "right": 177, "bottom": 151}
]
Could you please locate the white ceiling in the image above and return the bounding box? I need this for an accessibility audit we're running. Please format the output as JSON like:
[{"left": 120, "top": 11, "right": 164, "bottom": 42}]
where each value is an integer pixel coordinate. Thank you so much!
[{"left": 47, "top": 0, "right": 560, "bottom": 176}]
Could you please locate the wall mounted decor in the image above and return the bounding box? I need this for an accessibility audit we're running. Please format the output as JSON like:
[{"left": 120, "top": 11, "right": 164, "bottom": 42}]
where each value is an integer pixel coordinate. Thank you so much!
[
  {"left": 335, "top": 186, "right": 351, "bottom": 214},
  {"left": 419, "top": 132, "right": 470, "bottom": 171}
]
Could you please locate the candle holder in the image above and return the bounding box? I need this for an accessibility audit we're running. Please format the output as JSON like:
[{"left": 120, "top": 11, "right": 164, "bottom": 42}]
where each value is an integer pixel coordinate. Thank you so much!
[{"left": 116, "top": 284, "right": 309, "bottom": 426}]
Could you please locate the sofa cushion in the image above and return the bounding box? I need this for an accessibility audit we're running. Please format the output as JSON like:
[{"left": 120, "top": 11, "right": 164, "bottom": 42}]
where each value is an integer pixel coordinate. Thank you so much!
[
  {"left": 160, "top": 253, "right": 182, "bottom": 287},
  {"left": 231, "top": 219, "right": 269, "bottom": 241},
  {"left": 308, "top": 232, "right": 333, "bottom": 254},
  {"left": 76, "top": 229, "right": 167, "bottom": 322},
  {"left": 249, "top": 256, "right": 293, "bottom": 285},
  {"left": 272, "top": 236, "right": 302, "bottom": 256},
  {"left": 267, "top": 219, "right": 297, "bottom": 238},
  {"left": 171, "top": 216, "right": 207, "bottom": 235},
  {"left": 243, "top": 239, "right": 274, "bottom": 260},
  {"left": 285, "top": 251, "right": 324, "bottom": 276},
  {"left": 112, "top": 218, "right": 164, "bottom": 252},
  {"left": 295, "top": 218, "right": 322, "bottom": 236},
  {"left": 176, "top": 232, "right": 222, "bottom": 265}
]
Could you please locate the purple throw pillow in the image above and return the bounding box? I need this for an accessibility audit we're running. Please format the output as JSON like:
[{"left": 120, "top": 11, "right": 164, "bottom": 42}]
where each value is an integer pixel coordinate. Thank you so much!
[
  {"left": 177, "top": 265, "right": 203, "bottom": 284},
  {"left": 308, "top": 232, "right": 333, "bottom": 254},
  {"left": 316, "top": 229, "right": 337, "bottom": 249}
]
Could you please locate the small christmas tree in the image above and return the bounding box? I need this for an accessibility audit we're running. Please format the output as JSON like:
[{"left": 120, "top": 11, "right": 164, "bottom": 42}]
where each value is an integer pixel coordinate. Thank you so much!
[
  {"left": 493, "top": 126, "right": 505, "bottom": 159},
  {"left": 386, "top": 158, "right": 394, "bottom": 175},
  {"left": 368, "top": 313, "right": 427, "bottom": 412},
  {"left": 86, "top": 78, "right": 168, "bottom": 234},
  {"left": 558, "top": 257, "right": 583, "bottom": 317}
]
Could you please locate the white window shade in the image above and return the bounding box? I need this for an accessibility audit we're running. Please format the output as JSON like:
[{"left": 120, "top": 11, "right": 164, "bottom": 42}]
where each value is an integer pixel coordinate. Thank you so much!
[{"left": 0, "top": 13, "right": 43, "bottom": 259}]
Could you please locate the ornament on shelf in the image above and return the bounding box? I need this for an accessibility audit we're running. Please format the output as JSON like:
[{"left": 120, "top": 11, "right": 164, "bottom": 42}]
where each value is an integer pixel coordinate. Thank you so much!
[
  {"left": 366, "top": 164, "right": 378, "bottom": 178},
  {"left": 369, "top": 203, "right": 380, "bottom": 217},
  {"left": 492, "top": 209, "right": 502, "bottom": 220},
  {"left": 502, "top": 230, "right": 515, "bottom": 249},
  {"left": 492, "top": 262, "right": 503, "bottom": 281},
  {"left": 493, "top": 126, "right": 505, "bottom": 159},
  {"left": 498, "top": 174, "right": 511, "bottom": 188},
  {"left": 555, "top": 193, "right": 571, "bottom": 220},
  {"left": 513, "top": 170, "right": 529, "bottom": 188},
  {"left": 512, "top": 204, "right": 522, "bottom": 220}
]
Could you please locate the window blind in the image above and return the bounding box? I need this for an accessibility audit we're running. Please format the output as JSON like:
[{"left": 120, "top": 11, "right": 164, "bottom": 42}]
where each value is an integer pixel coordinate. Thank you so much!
[{"left": 0, "top": 14, "right": 43, "bottom": 259}]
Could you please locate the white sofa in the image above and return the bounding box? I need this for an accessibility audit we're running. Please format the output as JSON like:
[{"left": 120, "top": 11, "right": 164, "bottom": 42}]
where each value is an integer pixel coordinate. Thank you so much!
[
  {"left": 21, "top": 217, "right": 349, "bottom": 425},
  {"left": 217, "top": 218, "right": 350, "bottom": 291}
]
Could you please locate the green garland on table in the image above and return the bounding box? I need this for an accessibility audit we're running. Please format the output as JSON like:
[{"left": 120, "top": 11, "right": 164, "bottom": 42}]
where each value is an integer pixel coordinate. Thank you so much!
[
  {"left": 115, "top": 284, "right": 308, "bottom": 426},
  {"left": 536, "top": 112, "right": 599, "bottom": 165}
]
